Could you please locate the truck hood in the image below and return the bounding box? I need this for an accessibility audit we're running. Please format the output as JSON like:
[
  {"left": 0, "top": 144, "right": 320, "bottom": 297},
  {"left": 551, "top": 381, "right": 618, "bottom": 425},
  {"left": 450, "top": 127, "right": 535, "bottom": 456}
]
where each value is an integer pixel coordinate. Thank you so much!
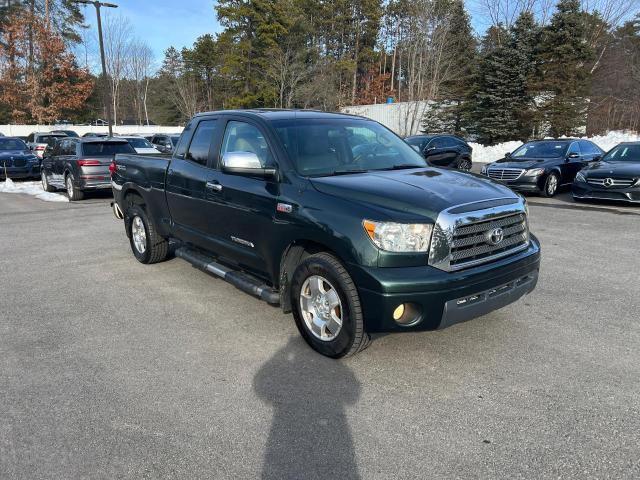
[
  {"left": 310, "top": 167, "right": 518, "bottom": 220},
  {"left": 582, "top": 161, "right": 640, "bottom": 178}
]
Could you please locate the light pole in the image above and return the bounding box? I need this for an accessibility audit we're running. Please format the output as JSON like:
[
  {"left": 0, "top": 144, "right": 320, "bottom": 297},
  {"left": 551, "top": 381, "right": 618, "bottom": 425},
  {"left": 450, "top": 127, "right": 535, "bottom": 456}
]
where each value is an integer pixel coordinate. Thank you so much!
[{"left": 72, "top": 0, "right": 118, "bottom": 137}]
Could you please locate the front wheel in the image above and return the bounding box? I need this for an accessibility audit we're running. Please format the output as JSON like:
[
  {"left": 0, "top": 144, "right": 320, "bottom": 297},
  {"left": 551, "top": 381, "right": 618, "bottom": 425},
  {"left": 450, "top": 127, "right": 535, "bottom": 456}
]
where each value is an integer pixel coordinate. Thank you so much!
[
  {"left": 126, "top": 205, "right": 168, "bottom": 264},
  {"left": 291, "top": 252, "right": 370, "bottom": 358},
  {"left": 41, "top": 171, "right": 54, "bottom": 192},
  {"left": 542, "top": 172, "right": 559, "bottom": 197}
]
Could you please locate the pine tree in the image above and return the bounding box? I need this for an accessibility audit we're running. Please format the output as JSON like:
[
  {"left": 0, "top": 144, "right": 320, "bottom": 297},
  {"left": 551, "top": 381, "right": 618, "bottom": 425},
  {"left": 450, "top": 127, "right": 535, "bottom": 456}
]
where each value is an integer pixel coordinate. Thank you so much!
[
  {"left": 422, "top": 0, "right": 477, "bottom": 135},
  {"left": 539, "top": 0, "right": 594, "bottom": 136}
]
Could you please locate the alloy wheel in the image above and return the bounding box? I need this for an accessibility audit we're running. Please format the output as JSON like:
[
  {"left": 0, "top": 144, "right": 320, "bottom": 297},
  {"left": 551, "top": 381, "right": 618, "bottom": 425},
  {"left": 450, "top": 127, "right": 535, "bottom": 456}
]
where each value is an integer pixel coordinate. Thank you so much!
[
  {"left": 131, "top": 216, "right": 147, "bottom": 254},
  {"left": 299, "top": 275, "right": 343, "bottom": 341}
]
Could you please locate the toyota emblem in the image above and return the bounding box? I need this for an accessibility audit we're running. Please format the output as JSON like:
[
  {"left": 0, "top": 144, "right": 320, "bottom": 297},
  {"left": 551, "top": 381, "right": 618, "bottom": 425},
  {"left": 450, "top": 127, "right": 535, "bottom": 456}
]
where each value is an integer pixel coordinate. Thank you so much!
[
  {"left": 486, "top": 227, "right": 504, "bottom": 245},
  {"left": 603, "top": 178, "right": 614, "bottom": 187}
]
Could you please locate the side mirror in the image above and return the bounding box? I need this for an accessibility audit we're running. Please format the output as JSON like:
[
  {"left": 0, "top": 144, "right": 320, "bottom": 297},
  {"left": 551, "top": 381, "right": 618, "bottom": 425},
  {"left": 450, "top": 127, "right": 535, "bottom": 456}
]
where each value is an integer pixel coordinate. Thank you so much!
[
  {"left": 222, "top": 151, "right": 276, "bottom": 178},
  {"left": 593, "top": 155, "right": 601, "bottom": 162},
  {"left": 505, "top": 152, "right": 511, "bottom": 158}
]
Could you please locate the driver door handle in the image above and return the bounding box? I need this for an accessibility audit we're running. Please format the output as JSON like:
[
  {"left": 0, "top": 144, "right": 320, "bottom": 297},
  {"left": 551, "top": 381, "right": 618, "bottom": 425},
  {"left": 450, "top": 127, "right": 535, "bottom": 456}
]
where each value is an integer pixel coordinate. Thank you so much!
[{"left": 206, "top": 181, "right": 223, "bottom": 192}]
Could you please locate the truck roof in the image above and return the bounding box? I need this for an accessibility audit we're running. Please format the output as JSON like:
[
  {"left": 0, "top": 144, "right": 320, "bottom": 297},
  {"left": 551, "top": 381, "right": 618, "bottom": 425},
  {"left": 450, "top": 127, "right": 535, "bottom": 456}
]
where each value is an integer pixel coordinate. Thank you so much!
[{"left": 193, "top": 109, "right": 367, "bottom": 121}]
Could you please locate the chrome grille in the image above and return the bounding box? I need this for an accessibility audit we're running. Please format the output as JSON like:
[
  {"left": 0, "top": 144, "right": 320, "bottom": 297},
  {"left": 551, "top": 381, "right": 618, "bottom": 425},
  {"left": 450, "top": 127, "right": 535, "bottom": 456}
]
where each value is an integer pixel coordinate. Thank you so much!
[
  {"left": 428, "top": 198, "right": 530, "bottom": 272},
  {"left": 587, "top": 177, "right": 636, "bottom": 188},
  {"left": 487, "top": 168, "right": 524, "bottom": 181}
]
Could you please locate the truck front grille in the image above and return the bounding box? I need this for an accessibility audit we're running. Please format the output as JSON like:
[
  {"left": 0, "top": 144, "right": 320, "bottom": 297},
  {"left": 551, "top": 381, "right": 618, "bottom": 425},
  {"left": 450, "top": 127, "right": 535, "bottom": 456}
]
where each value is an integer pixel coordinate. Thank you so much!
[
  {"left": 486, "top": 168, "right": 524, "bottom": 181},
  {"left": 450, "top": 214, "right": 528, "bottom": 268},
  {"left": 428, "top": 198, "right": 530, "bottom": 272}
]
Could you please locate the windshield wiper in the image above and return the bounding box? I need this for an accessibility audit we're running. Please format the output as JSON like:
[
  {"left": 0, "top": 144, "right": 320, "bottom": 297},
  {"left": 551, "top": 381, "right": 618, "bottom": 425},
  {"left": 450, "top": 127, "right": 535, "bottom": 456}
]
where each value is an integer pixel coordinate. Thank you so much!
[
  {"left": 320, "top": 169, "right": 369, "bottom": 176},
  {"left": 376, "top": 164, "right": 424, "bottom": 171}
]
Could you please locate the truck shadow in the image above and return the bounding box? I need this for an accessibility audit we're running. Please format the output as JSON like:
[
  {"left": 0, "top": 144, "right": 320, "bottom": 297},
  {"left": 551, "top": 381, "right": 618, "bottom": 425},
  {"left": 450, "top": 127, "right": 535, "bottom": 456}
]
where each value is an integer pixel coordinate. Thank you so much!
[{"left": 253, "top": 337, "right": 361, "bottom": 480}]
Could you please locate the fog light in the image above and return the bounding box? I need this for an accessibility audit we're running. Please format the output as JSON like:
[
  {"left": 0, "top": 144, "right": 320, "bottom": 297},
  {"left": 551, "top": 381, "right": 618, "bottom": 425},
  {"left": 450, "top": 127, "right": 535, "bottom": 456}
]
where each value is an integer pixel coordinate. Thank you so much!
[
  {"left": 392, "top": 302, "right": 422, "bottom": 326},
  {"left": 393, "top": 304, "right": 405, "bottom": 321}
]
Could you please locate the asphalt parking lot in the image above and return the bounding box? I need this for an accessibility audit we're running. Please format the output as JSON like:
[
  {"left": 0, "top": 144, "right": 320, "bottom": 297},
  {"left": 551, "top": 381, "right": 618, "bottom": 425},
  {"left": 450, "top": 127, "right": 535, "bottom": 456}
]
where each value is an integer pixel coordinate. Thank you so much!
[{"left": 1, "top": 187, "right": 639, "bottom": 479}]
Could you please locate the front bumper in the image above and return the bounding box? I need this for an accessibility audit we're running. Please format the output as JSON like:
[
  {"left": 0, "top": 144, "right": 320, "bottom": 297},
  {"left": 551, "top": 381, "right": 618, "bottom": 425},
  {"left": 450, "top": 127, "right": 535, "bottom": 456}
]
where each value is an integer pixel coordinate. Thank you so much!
[
  {"left": 482, "top": 174, "right": 543, "bottom": 193},
  {"left": 572, "top": 182, "right": 640, "bottom": 203},
  {"left": 350, "top": 235, "right": 541, "bottom": 332},
  {"left": 0, "top": 165, "right": 40, "bottom": 179}
]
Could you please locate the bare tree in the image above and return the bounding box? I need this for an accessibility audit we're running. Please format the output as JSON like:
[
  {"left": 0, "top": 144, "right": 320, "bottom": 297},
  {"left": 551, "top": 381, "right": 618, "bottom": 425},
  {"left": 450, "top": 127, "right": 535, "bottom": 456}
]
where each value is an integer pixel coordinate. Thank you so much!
[
  {"left": 264, "top": 46, "right": 311, "bottom": 108},
  {"left": 129, "top": 39, "right": 154, "bottom": 125},
  {"left": 102, "top": 13, "right": 132, "bottom": 126}
]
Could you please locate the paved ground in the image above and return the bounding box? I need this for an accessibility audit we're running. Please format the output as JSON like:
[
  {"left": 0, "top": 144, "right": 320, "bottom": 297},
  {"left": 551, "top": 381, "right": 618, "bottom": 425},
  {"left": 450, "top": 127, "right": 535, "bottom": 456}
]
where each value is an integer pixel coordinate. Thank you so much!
[{"left": 1, "top": 186, "right": 639, "bottom": 479}]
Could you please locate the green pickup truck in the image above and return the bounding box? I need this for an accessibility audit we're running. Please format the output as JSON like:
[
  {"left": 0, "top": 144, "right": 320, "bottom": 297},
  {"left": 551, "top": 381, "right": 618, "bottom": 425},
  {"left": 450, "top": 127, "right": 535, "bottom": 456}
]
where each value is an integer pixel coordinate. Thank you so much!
[{"left": 111, "top": 110, "right": 540, "bottom": 358}]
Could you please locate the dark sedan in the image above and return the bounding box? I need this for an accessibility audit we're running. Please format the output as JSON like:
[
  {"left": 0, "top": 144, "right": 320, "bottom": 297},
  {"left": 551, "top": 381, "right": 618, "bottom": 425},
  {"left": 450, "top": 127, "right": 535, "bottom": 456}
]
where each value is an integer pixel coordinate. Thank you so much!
[
  {"left": 572, "top": 142, "right": 640, "bottom": 204},
  {"left": 41, "top": 137, "right": 135, "bottom": 201},
  {"left": 0, "top": 137, "right": 41, "bottom": 179},
  {"left": 405, "top": 134, "right": 473, "bottom": 170},
  {"left": 480, "top": 139, "right": 603, "bottom": 197}
]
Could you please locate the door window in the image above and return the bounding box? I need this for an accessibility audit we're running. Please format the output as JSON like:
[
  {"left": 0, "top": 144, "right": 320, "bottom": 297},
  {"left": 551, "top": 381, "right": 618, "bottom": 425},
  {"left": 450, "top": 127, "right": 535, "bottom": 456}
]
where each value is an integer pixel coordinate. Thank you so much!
[
  {"left": 428, "top": 137, "right": 445, "bottom": 149},
  {"left": 186, "top": 120, "right": 217, "bottom": 166},
  {"left": 567, "top": 142, "right": 581, "bottom": 157},
  {"left": 220, "top": 121, "right": 274, "bottom": 167}
]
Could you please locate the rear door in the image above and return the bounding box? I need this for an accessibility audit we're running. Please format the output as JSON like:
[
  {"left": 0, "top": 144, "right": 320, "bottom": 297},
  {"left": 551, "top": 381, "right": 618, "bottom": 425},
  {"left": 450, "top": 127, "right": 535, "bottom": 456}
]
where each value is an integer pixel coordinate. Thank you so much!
[
  {"left": 425, "top": 136, "right": 458, "bottom": 166},
  {"left": 165, "top": 118, "right": 229, "bottom": 251}
]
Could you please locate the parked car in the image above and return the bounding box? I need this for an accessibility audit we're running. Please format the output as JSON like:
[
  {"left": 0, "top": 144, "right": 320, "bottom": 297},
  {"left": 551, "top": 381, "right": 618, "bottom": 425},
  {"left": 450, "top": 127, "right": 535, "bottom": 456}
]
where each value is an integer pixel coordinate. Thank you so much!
[
  {"left": 82, "top": 132, "right": 109, "bottom": 138},
  {"left": 150, "top": 133, "right": 182, "bottom": 153},
  {"left": 405, "top": 134, "right": 473, "bottom": 170},
  {"left": 0, "top": 137, "right": 41, "bottom": 179},
  {"left": 110, "top": 110, "right": 540, "bottom": 358},
  {"left": 41, "top": 137, "right": 135, "bottom": 201},
  {"left": 480, "top": 139, "right": 604, "bottom": 197},
  {"left": 120, "top": 136, "right": 161, "bottom": 154},
  {"left": 25, "top": 132, "right": 68, "bottom": 159},
  {"left": 51, "top": 129, "right": 80, "bottom": 138},
  {"left": 572, "top": 142, "right": 640, "bottom": 204}
]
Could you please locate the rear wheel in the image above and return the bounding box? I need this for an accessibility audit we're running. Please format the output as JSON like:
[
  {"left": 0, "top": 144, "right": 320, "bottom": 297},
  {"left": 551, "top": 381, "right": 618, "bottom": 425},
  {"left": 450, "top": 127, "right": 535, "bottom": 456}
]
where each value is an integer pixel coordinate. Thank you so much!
[
  {"left": 458, "top": 158, "right": 472, "bottom": 171},
  {"left": 126, "top": 204, "right": 168, "bottom": 264},
  {"left": 291, "top": 252, "right": 370, "bottom": 358},
  {"left": 542, "top": 172, "right": 559, "bottom": 197},
  {"left": 41, "top": 170, "right": 54, "bottom": 192},
  {"left": 65, "top": 173, "right": 84, "bottom": 201}
]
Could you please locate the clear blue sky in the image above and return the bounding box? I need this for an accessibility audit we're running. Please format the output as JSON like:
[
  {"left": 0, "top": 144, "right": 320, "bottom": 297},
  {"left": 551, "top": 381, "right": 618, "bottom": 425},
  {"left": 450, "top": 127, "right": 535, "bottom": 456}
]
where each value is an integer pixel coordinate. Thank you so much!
[{"left": 81, "top": 0, "right": 490, "bottom": 65}]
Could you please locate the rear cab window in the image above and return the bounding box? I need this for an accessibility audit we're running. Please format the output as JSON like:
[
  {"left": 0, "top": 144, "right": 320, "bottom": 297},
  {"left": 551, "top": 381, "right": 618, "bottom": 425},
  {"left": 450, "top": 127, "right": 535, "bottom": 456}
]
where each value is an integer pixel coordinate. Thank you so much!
[{"left": 185, "top": 120, "right": 217, "bottom": 166}]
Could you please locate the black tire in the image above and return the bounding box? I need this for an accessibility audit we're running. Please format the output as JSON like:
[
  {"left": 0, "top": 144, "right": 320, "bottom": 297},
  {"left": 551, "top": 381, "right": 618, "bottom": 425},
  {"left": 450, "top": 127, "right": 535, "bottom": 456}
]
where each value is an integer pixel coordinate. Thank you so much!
[
  {"left": 291, "top": 252, "right": 370, "bottom": 358},
  {"left": 542, "top": 172, "right": 559, "bottom": 198},
  {"left": 65, "top": 172, "right": 84, "bottom": 201},
  {"left": 458, "top": 158, "right": 472, "bottom": 171},
  {"left": 126, "top": 204, "right": 169, "bottom": 264},
  {"left": 41, "top": 170, "right": 55, "bottom": 192}
]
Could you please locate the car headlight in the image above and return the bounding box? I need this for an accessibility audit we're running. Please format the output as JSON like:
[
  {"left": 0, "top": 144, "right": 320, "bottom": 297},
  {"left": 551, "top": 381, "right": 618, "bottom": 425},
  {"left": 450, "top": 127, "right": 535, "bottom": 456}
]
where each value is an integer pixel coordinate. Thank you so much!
[
  {"left": 524, "top": 168, "right": 545, "bottom": 177},
  {"left": 363, "top": 220, "right": 433, "bottom": 252},
  {"left": 575, "top": 171, "right": 586, "bottom": 182}
]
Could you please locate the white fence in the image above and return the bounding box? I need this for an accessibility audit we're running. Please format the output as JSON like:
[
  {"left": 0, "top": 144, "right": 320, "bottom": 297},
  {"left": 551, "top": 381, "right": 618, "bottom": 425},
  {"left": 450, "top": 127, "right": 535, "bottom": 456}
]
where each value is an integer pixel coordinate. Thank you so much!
[
  {"left": 341, "top": 101, "right": 433, "bottom": 136},
  {"left": 0, "top": 124, "right": 184, "bottom": 137}
]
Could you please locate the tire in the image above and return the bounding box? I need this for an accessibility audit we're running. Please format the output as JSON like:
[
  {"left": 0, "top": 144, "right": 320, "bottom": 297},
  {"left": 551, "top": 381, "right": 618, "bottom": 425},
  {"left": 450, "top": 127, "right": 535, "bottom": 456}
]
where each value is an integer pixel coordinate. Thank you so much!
[
  {"left": 291, "top": 252, "right": 370, "bottom": 358},
  {"left": 542, "top": 172, "right": 559, "bottom": 197},
  {"left": 41, "top": 170, "right": 55, "bottom": 192},
  {"left": 458, "top": 158, "right": 472, "bottom": 171},
  {"left": 65, "top": 173, "right": 84, "bottom": 201},
  {"left": 126, "top": 204, "right": 168, "bottom": 264}
]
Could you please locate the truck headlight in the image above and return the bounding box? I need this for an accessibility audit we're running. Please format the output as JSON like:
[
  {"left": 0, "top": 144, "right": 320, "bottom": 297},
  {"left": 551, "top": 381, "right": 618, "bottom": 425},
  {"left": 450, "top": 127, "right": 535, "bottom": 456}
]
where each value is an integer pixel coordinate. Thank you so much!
[
  {"left": 363, "top": 220, "right": 433, "bottom": 252},
  {"left": 575, "top": 171, "right": 586, "bottom": 182},
  {"left": 524, "top": 168, "right": 545, "bottom": 177}
]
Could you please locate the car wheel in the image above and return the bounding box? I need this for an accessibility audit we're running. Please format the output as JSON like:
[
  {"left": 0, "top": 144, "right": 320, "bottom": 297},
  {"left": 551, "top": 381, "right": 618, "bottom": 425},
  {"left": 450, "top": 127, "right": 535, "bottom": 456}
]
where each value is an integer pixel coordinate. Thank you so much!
[
  {"left": 65, "top": 173, "right": 84, "bottom": 201},
  {"left": 542, "top": 172, "right": 559, "bottom": 197},
  {"left": 291, "top": 252, "right": 370, "bottom": 358},
  {"left": 126, "top": 205, "right": 169, "bottom": 264},
  {"left": 458, "top": 158, "right": 472, "bottom": 171},
  {"left": 41, "top": 171, "right": 55, "bottom": 192}
]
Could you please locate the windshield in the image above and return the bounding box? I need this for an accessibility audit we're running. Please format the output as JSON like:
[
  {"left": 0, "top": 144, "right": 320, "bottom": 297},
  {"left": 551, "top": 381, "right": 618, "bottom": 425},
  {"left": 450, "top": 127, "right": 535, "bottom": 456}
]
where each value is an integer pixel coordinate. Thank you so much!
[
  {"left": 125, "top": 137, "right": 154, "bottom": 148},
  {"left": 602, "top": 144, "right": 640, "bottom": 162},
  {"left": 82, "top": 142, "right": 135, "bottom": 156},
  {"left": 0, "top": 138, "right": 28, "bottom": 151},
  {"left": 512, "top": 141, "right": 568, "bottom": 159},
  {"left": 274, "top": 119, "right": 427, "bottom": 176}
]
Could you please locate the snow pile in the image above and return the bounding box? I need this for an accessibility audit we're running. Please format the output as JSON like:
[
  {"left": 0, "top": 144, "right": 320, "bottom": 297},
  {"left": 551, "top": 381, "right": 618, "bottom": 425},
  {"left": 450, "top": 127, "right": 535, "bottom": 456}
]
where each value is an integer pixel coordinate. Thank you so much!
[
  {"left": 0, "top": 178, "right": 68, "bottom": 202},
  {"left": 470, "top": 130, "right": 640, "bottom": 164}
]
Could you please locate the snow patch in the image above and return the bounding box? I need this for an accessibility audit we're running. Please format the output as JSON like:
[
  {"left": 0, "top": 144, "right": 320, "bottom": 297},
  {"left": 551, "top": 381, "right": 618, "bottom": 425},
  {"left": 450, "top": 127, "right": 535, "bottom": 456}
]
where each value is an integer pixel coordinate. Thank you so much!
[
  {"left": 0, "top": 178, "right": 68, "bottom": 202},
  {"left": 470, "top": 130, "right": 640, "bottom": 164}
]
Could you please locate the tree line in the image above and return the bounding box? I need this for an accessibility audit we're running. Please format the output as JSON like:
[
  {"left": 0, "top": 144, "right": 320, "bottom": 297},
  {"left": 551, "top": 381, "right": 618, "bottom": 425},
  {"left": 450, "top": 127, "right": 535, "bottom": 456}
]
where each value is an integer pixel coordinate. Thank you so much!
[{"left": 1, "top": 0, "right": 639, "bottom": 144}]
